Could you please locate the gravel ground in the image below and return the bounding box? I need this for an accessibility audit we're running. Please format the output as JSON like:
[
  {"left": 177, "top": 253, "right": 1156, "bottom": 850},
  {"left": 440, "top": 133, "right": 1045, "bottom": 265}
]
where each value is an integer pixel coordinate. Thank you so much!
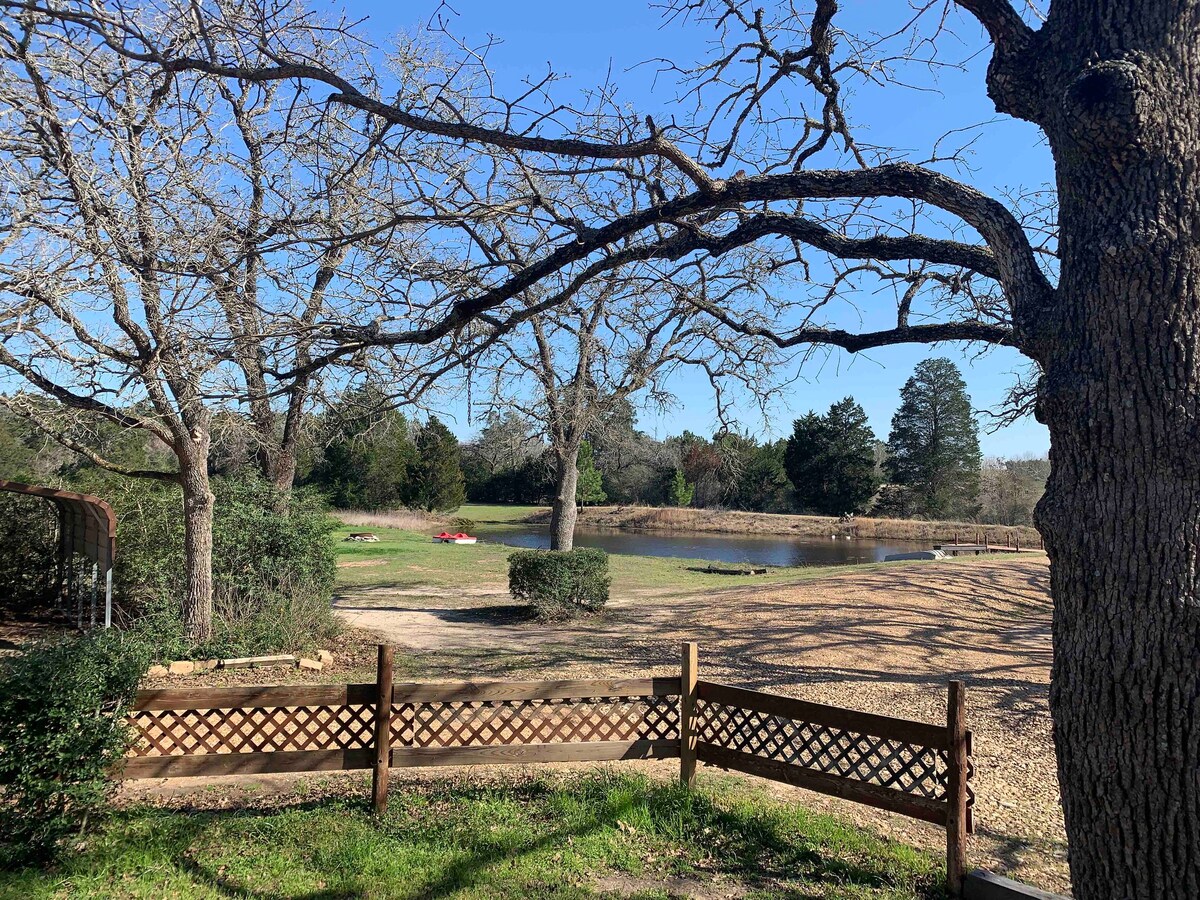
[
  {"left": 128, "top": 555, "right": 1066, "bottom": 895},
  {"left": 332, "top": 555, "right": 1067, "bottom": 895}
]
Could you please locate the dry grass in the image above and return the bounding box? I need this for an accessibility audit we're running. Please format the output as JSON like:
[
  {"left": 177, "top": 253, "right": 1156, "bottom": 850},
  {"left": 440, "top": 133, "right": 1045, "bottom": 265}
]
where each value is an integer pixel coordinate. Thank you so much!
[
  {"left": 545, "top": 505, "right": 1042, "bottom": 546},
  {"left": 336, "top": 509, "right": 445, "bottom": 532}
]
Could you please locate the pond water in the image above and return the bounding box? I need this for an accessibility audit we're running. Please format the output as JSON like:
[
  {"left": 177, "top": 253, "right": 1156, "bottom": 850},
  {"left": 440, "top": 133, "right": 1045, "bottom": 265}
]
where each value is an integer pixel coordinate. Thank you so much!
[{"left": 475, "top": 524, "right": 929, "bottom": 567}]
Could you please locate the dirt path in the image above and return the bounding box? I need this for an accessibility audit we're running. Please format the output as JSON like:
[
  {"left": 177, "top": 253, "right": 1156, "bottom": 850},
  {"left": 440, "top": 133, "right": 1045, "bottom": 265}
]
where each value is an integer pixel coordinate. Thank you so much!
[{"left": 334, "top": 556, "right": 1067, "bottom": 894}]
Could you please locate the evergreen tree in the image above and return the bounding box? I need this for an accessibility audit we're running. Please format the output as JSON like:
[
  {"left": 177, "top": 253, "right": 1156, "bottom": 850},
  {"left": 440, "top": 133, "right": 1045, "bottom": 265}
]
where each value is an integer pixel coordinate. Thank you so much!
[
  {"left": 0, "top": 408, "right": 37, "bottom": 482},
  {"left": 738, "top": 440, "right": 792, "bottom": 512},
  {"left": 408, "top": 416, "right": 466, "bottom": 512},
  {"left": 885, "top": 358, "right": 982, "bottom": 518},
  {"left": 307, "top": 390, "right": 416, "bottom": 510},
  {"left": 666, "top": 467, "right": 695, "bottom": 507},
  {"left": 575, "top": 441, "right": 606, "bottom": 505},
  {"left": 784, "top": 398, "right": 879, "bottom": 515}
]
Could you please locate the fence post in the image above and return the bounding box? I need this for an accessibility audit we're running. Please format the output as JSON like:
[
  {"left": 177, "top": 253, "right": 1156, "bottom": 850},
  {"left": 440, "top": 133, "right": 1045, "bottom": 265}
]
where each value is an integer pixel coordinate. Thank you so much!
[
  {"left": 372, "top": 644, "right": 394, "bottom": 815},
  {"left": 680, "top": 641, "right": 698, "bottom": 788},
  {"left": 946, "top": 680, "right": 969, "bottom": 897}
]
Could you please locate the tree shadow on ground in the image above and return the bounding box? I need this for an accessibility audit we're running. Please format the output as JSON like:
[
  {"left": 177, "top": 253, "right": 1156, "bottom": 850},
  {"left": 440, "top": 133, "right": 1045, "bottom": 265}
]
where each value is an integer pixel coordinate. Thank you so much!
[{"left": 163, "top": 779, "right": 939, "bottom": 900}]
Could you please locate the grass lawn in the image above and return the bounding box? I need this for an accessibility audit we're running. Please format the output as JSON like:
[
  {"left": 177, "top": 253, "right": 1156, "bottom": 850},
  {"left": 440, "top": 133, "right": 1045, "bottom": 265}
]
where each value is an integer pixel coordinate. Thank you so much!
[
  {"left": 458, "top": 503, "right": 546, "bottom": 524},
  {"left": 333, "top": 521, "right": 902, "bottom": 597},
  {"left": 0, "top": 772, "right": 944, "bottom": 899}
]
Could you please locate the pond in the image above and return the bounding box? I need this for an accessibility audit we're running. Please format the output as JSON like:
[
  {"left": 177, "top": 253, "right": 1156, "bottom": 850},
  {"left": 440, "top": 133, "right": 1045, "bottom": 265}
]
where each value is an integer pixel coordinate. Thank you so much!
[{"left": 475, "top": 524, "right": 929, "bottom": 567}]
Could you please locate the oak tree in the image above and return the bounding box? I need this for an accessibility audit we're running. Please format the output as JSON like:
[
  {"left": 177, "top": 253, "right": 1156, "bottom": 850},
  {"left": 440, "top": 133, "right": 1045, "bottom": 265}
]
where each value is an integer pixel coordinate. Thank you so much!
[{"left": 9, "top": 1, "right": 1200, "bottom": 894}]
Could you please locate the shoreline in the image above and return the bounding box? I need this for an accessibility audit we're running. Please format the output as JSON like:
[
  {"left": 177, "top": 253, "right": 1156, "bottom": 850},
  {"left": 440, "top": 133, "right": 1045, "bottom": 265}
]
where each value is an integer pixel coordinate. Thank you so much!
[{"left": 523, "top": 504, "right": 1042, "bottom": 547}]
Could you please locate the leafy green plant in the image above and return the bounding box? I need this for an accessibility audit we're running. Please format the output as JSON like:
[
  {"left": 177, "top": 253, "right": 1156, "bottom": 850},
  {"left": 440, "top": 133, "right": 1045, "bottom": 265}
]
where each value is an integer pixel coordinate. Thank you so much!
[
  {"left": 507, "top": 548, "right": 610, "bottom": 619},
  {"left": 0, "top": 630, "right": 149, "bottom": 867},
  {"left": 69, "top": 473, "right": 340, "bottom": 660},
  {"left": 0, "top": 493, "right": 59, "bottom": 613}
]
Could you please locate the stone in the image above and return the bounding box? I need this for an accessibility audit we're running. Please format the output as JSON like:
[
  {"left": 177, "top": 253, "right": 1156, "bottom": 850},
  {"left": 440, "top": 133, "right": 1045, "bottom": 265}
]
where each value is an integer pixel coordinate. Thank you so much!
[
  {"left": 146, "top": 665, "right": 169, "bottom": 678},
  {"left": 220, "top": 654, "right": 297, "bottom": 669},
  {"left": 298, "top": 658, "right": 324, "bottom": 672},
  {"left": 316, "top": 649, "right": 334, "bottom": 666},
  {"left": 168, "top": 660, "right": 195, "bottom": 676},
  {"left": 883, "top": 550, "right": 946, "bottom": 562}
]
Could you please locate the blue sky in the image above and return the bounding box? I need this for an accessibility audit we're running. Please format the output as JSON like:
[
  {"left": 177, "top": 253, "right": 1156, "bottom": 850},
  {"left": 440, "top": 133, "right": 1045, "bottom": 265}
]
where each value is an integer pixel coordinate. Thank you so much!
[{"left": 353, "top": 0, "right": 1054, "bottom": 457}]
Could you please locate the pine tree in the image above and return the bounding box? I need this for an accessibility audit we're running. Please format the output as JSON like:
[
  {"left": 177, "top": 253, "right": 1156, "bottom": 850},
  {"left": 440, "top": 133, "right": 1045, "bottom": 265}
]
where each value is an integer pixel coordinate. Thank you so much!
[
  {"left": 575, "top": 441, "right": 606, "bottom": 505},
  {"left": 307, "top": 391, "right": 416, "bottom": 510},
  {"left": 885, "top": 358, "right": 982, "bottom": 519},
  {"left": 408, "top": 416, "right": 466, "bottom": 513},
  {"left": 666, "top": 467, "right": 695, "bottom": 508},
  {"left": 784, "top": 398, "right": 879, "bottom": 515}
]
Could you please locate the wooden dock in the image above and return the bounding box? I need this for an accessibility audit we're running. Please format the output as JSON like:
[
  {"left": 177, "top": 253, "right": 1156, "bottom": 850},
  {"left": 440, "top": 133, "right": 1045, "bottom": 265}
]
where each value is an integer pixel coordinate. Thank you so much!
[{"left": 933, "top": 542, "right": 1043, "bottom": 557}]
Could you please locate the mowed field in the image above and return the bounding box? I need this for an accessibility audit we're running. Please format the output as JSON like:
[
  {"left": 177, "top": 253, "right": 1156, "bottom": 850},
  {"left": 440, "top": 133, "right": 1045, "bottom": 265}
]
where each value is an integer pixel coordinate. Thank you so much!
[{"left": 332, "top": 521, "right": 1066, "bottom": 895}]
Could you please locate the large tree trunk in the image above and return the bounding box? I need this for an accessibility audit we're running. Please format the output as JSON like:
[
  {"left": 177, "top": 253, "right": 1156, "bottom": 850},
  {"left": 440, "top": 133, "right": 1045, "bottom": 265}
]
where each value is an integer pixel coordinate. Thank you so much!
[
  {"left": 179, "top": 451, "right": 215, "bottom": 646},
  {"left": 998, "top": 5, "right": 1200, "bottom": 895},
  {"left": 259, "top": 445, "right": 297, "bottom": 496},
  {"left": 549, "top": 446, "right": 580, "bottom": 551}
]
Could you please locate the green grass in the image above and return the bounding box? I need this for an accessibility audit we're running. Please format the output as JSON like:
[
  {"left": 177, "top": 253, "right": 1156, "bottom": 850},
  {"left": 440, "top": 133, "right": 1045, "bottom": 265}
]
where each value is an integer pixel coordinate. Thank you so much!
[
  {"left": 333, "top": 521, "right": 884, "bottom": 597},
  {"left": 458, "top": 503, "right": 546, "bottom": 524},
  {"left": 0, "top": 772, "right": 943, "bottom": 899}
]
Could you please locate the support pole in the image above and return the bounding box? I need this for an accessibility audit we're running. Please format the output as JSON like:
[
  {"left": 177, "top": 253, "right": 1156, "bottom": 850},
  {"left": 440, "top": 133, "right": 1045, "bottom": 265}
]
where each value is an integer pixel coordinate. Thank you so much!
[
  {"left": 73, "top": 559, "right": 82, "bottom": 628},
  {"left": 89, "top": 562, "right": 98, "bottom": 628},
  {"left": 680, "top": 641, "right": 698, "bottom": 788},
  {"left": 104, "top": 568, "right": 113, "bottom": 629},
  {"left": 946, "top": 680, "right": 969, "bottom": 897},
  {"left": 372, "top": 644, "right": 394, "bottom": 815}
]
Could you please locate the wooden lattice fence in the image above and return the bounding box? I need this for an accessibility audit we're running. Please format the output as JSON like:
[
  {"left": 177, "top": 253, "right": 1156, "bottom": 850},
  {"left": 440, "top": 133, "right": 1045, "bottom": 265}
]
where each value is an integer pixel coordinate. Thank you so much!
[{"left": 121, "top": 643, "right": 975, "bottom": 895}]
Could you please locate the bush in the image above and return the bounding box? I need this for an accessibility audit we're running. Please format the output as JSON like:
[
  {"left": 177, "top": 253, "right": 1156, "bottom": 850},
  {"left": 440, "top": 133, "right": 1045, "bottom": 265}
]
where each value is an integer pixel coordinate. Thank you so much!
[
  {"left": 210, "top": 477, "right": 338, "bottom": 604},
  {"left": 134, "top": 571, "right": 341, "bottom": 662},
  {"left": 0, "top": 493, "right": 59, "bottom": 613},
  {"left": 68, "top": 473, "right": 340, "bottom": 660},
  {"left": 507, "top": 548, "right": 610, "bottom": 619},
  {"left": 0, "top": 630, "right": 149, "bottom": 866},
  {"left": 447, "top": 516, "right": 477, "bottom": 533}
]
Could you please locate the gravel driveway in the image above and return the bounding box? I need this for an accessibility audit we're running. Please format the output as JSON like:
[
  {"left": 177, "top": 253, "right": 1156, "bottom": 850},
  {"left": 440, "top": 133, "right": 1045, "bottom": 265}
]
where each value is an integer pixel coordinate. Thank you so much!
[{"left": 336, "top": 555, "right": 1066, "bottom": 894}]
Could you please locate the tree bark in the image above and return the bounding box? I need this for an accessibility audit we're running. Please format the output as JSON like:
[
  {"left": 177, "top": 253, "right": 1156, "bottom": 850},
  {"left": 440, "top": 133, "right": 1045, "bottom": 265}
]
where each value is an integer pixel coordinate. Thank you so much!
[
  {"left": 994, "top": 4, "right": 1200, "bottom": 895},
  {"left": 260, "top": 446, "right": 297, "bottom": 496},
  {"left": 549, "top": 446, "right": 580, "bottom": 551},
  {"left": 179, "top": 437, "right": 215, "bottom": 645}
]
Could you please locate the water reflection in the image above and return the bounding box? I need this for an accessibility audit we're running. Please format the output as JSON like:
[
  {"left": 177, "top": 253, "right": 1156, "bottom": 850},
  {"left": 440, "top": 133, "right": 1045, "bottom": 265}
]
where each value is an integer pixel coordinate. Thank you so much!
[{"left": 475, "top": 524, "right": 928, "bottom": 567}]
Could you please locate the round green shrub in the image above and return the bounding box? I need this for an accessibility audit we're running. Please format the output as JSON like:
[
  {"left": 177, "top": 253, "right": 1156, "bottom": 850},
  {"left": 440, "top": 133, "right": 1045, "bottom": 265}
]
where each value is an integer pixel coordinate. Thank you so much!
[{"left": 507, "top": 548, "right": 610, "bottom": 620}]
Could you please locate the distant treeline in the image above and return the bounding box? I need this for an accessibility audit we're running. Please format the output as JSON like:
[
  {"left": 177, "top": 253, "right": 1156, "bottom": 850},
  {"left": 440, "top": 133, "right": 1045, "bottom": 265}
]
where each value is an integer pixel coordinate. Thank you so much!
[
  {"left": 458, "top": 360, "right": 1047, "bottom": 525},
  {"left": 0, "top": 359, "right": 1048, "bottom": 526}
]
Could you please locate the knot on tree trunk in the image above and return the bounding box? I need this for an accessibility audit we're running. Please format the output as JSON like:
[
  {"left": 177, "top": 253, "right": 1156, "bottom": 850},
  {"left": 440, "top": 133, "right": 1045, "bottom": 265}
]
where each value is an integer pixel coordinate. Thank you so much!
[{"left": 1061, "top": 58, "right": 1150, "bottom": 157}]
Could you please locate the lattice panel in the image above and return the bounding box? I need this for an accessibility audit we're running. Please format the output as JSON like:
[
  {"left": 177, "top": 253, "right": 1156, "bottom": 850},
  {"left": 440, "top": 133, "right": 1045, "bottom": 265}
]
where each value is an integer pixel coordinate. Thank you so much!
[
  {"left": 394, "top": 694, "right": 680, "bottom": 748},
  {"left": 696, "top": 699, "right": 971, "bottom": 802},
  {"left": 128, "top": 704, "right": 375, "bottom": 756}
]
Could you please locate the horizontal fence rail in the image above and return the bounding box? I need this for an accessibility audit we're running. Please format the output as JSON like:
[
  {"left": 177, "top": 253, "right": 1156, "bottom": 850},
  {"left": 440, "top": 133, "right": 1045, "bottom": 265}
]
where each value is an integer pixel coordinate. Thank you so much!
[
  {"left": 123, "top": 676, "right": 681, "bottom": 780},
  {"left": 121, "top": 643, "right": 975, "bottom": 896}
]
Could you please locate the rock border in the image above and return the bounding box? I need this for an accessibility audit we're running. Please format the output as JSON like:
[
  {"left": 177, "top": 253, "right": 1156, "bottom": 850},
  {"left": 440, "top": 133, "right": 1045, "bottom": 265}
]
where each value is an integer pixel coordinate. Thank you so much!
[{"left": 147, "top": 651, "right": 333, "bottom": 677}]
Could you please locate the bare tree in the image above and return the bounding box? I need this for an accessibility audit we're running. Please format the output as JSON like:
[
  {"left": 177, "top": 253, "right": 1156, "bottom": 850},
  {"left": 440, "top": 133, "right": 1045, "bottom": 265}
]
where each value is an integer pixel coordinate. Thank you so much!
[
  {"left": 0, "top": 7, "right": 475, "bottom": 640},
  {"left": 477, "top": 267, "right": 775, "bottom": 550},
  {"left": 7, "top": 0, "right": 1200, "bottom": 895}
]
